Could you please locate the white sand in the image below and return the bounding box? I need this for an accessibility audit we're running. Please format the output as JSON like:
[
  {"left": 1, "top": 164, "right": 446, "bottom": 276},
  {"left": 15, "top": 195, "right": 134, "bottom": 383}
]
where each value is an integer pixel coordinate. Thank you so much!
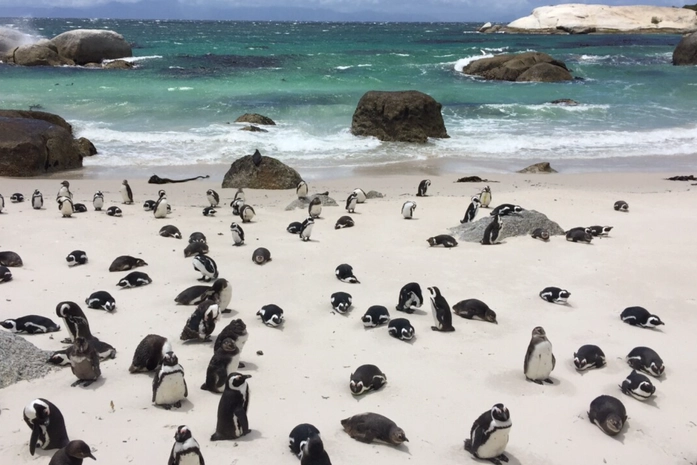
[{"left": 0, "top": 172, "right": 695, "bottom": 464}]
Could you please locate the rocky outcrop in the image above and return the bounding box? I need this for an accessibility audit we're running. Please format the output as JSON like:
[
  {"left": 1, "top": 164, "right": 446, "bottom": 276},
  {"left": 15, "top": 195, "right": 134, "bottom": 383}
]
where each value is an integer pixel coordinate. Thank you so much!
[
  {"left": 103, "top": 59, "right": 133, "bottom": 69},
  {"left": 7, "top": 42, "right": 74, "bottom": 67},
  {"left": 551, "top": 99, "right": 579, "bottom": 106},
  {"left": 449, "top": 210, "right": 565, "bottom": 243},
  {"left": 517, "top": 162, "right": 557, "bottom": 174},
  {"left": 235, "top": 113, "right": 276, "bottom": 125},
  {"left": 0, "top": 26, "right": 36, "bottom": 54},
  {"left": 285, "top": 193, "right": 338, "bottom": 211},
  {"left": 463, "top": 52, "right": 572, "bottom": 82},
  {"left": 76, "top": 137, "right": 97, "bottom": 157},
  {"left": 351, "top": 90, "right": 449, "bottom": 143},
  {"left": 240, "top": 125, "right": 268, "bottom": 132},
  {"left": 673, "top": 32, "right": 697, "bottom": 65},
  {"left": 222, "top": 152, "right": 302, "bottom": 189},
  {"left": 366, "top": 190, "right": 384, "bottom": 199},
  {"left": 51, "top": 29, "right": 132, "bottom": 66},
  {"left": 0, "top": 331, "right": 57, "bottom": 389}
]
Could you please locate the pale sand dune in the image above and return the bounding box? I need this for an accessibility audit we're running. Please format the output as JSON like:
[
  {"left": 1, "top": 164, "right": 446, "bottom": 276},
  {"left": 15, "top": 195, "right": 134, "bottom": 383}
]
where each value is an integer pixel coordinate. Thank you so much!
[{"left": 0, "top": 173, "right": 695, "bottom": 464}]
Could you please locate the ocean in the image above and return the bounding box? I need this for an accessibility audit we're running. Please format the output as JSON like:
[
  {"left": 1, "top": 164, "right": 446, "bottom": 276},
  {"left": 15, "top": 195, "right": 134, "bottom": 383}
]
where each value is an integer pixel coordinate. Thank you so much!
[{"left": 2, "top": 18, "right": 697, "bottom": 174}]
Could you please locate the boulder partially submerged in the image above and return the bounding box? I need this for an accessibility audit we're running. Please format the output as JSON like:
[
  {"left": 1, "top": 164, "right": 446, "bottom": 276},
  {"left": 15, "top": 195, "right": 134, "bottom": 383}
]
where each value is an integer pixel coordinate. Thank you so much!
[
  {"left": 449, "top": 210, "right": 565, "bottom": 243},
  {"left": 0, "top": 331, "right": 57, "bottom": 389},
  {"left": 235, "top": 113, "right": 276, "bottom": 125},
  {"left": 462, "top": 52, "right": 572, "bottom": 82},
  {"left": 673, "top": 31, "right": 697, "bottom": 65},
  {"left": 51, "top": 29, "right": 132, "bottom": 66},
  {"left": 222, "top": 152, "right": 302, "bottom": 189}
]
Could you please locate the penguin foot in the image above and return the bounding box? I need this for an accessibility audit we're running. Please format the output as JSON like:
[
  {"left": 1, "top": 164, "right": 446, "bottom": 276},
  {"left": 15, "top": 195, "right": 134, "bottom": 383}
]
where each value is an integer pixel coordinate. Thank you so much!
[
  {"left": 81, "top": 379, "right": 96, "bottom": 387},
  {"left": 161, "top": 404, "right": 172, "bottom": 410},
  {"left": 431, "top": 326, "right": 439, "bottom": 331},
  {"left": 543, "top": 378, "right": 553, "bottom": 384},
  {"left": 173, "top": 401, "right": 182, "bottom": 408},
  {"left": 486, "top": 459, "right": 502, "bottom": 465},
  {"left": 71, "top": 379, "right": 83, "bottom": 387},
  {"left": 464, "top": 439, "right": 472, "bottom": 452},
  {"left": 498, "top": 453, "right": 509, "bottom": 463},
  {"left": 61, "top": 337, "right": 73, "bottom": 344},
  {"left": 527, "top": 378, "right": 543, "bottom": 385},
  {"left": 238, "top": 362, "right": 246, "bottom": 368},
  {"left": 221, "top": 308, "right": 232, "bottom": 314}
]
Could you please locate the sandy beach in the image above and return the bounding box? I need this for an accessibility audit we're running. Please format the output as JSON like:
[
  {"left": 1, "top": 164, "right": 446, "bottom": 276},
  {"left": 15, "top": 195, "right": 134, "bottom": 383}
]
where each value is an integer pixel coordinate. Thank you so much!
[{"left": 0, "top": 170, "right": 695, "bottom": 465}]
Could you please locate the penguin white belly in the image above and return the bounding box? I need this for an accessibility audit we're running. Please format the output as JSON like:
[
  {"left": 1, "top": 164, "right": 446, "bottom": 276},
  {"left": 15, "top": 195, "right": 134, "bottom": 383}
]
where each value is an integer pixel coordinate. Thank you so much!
[
  {"left": 431, "top": 305, "right": 442, "bottom": 328},
  {"left": 526, "top": 341, "right": 554, "bottom": 380},
  {"left": 231, "top": 231, "right": 242, "bottom": 243},
  {"left": 309, "top": 205, "right": 321, "bottom": 217},
  {"left": 236, "top": 333, "right": 249, "bottom": 350},
  {"left": 60, "top": 202, "right": 73, "bottom": 216},
  {"left": 155, "top": 372, "right": 187, "bottom": 404},
  {"left": 33, "top": 198, "right": 42, "bottom": 209},
  {"left": 120, "top": 186, "right": 130, "bottom": 202},
  {"left": 154, "top": 201, "right": 169, "bottom": 218},
  {"left": 176, "top": 452, "right": 203, "bottom": 465},
  {"left": 301, "top": 223, "right": 314, "bottom": 238},
  {"left": 477, "top": 428, "right": 510, "bottom": 459},
  {"left": 94, "top": 198, "right": 103, "bottom": 209},
  {"left": 226, "top": 354, "right": 241, "bottom": 377},
  {"left": 406, "top": 294, "right": 421, "bottom": 309},
  {"left": 218, "top": 286, "right": 232, "bottom": 311}
]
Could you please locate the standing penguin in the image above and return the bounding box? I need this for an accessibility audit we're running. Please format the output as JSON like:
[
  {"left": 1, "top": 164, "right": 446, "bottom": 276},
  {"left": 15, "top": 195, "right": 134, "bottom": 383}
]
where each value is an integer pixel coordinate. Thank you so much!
[
  {"left": 345, "top": 192, "right": 358, "bottom": 213},
  {"left": 152, "top": 351, "right": 188, "bottom": 409},
  {"left": 48, "top": 440, "right": 95, "bottom": 465},
  {"left": 154, "top": 190, "right": 169, "bottom": 218},
  {"left": 460, "top": 196, "right": 481, "bottom": 224},
  {"left": 401, "top": 201, "right": 416, "bottom": 219},
  {"left": 92, "top": 191, "right": 104, "bottom": 211},
  {"left": 395, "top": 282, "right": 423, "bottom": 313},
  {"left": 32, "top": 190, "right": 44, "bottom": 209},
  {"left": 193, "top": 254, "right": 218, "bottom": 282},
  {"left": 524, "top": 326, "right": 555, "bottom": 384},
  {"left": 120, "top": 180, "right": 134, "bottom": 204},
  {"left": 57, "top": 180, "right": 72, "bottom": 200},
  {"left": 23, "top": 398, "right": 69, "bottom": 455},
  {"left": 300, "top": 217, "right": 314, "bottom": 241},
  {"left": 206, "top": 189, "right": 219, "bottom": 207},
  {"left": 478, "top": 185, "right": 492, "bottom": 208},
  {"left": 300, "top": 435, "right": 332, "bottom": 465},
  {"left": 67, "top": 337, "right": 101, "bottom": 387},
  {"left": 416, "top": 179, "right": 431, "bottom": 197},
  {"left": 588, "top": 395, "right": 627, "bottom": 436},
  {"left": 230, "top": 222, "right": 245, "bottom": 246},
  {"left": 289, "top": 423, "right": 321, "bottom": 458},
  {"left": 201, "top": 338, "right": 240, "bottom": 393},
  {"left": 180, "top": 300, "right": 220, "bottom": 341},
  {"left": 308, "top": 197, "right": 322, "bottom": 219},
  {"left": 481, "top": 215, "right": 502, "bottom": 245},
  {"left": 464, "top": 403, "right": 512, "bottom": 465},
  {"left": 296, "top": 181, "right": 309, "bottom": 199},
  {"left": 56, "top": 301, "right": 92, "bottom": 342},
  {"left": 239, "top": 204, "right": 255, "bottom": 223},
  {"left": 168, "top": 425, "right": 205, "bottom": 465},
  {"left": 211, "top": 373, "right": 252, "bottom": 441},
  {"left": 57, "top": 196, "right": 74, "bottom": 218},
  {"left": 428, "top": 286, "right": 454, "bottom": 332}
]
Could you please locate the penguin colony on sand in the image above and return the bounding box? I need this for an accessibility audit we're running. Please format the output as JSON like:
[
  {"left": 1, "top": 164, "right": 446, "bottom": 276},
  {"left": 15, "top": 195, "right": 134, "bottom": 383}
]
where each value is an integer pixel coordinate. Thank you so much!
[{"left": 0, "top": 174, "right": 673, "bottom": 464}]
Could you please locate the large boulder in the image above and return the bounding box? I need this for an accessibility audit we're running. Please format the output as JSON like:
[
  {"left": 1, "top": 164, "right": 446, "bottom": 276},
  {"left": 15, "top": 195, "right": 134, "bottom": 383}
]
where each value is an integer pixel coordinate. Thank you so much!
[
  {"left": 517, "top": 162, "right": 558, "bottom": 173},
  {"left": 285, "top": 193, "right": 338, "bottom": 211},
  {"left": 673, "top": 32, "right": 697, "bottom": 65},
  {"left": 235, "top": 113, "right": 276, "bottom": 125},
  {"left": 0, "top": 331, "right": 57, "bottom": 389},
  {"left": 222, "top": 153, "right": 302, "bottom": 189},
  {"left": 351, "top": 90, "right": 449, "bottom": 143},
  {"left": 51, "top": 29, "right": 131, "bottom": 65},
  {"left": 463, "top": 52, "right": 572, "bottom": 82},
  {"left": 449, "top": 210, "right": 565, "bottom": 243},
  {"left": 0, "top": 26, "right": 36, "bottom": 54},
  {"left": 9, "top": 42, "right": 74, "bottom": 67}
]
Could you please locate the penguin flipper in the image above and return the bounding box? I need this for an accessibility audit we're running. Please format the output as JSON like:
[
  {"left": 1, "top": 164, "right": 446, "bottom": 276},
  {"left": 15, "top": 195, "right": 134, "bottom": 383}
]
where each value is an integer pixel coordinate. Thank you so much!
[{"left": 29, "top": 423, "right": 41, "bottom": 455}]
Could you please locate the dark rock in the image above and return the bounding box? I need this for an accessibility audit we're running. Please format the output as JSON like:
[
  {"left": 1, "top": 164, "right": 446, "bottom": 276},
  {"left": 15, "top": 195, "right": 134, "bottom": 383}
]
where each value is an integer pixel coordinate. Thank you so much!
[
  {"left": 449, "top": 209, "right": 565, "bottom": 243},
  {"left": 551, "top": 99, "right": 579, "bottom": 106},
  {"left": 103, "top": 59, "right": 133, "bottom": 69},
  {"left": 239, "top": 125, "right": 268, "bottom": 133},
  {"left": 222, "top": 153, "right": 302, "bottom": 189},
  {"left": 9, "top": 42, "right": 74, "bottom": 67},
  {"left": 456, "top": 176, "right": 497, "bottom": 183},
  {"left": 285, "top": 193, "right": 338, "bottom": 211},
  {"left": 517, "top": 63, "right": 573, "bottom": 82},
  {"left": 0, "top": 331, "right": 58, "bottom": 389},
  {"left": 517, "top": 162, "right": 557, "bottom": 174},
  {"left": 365, "top": 190, "right": 385, "bottom": 199},
  {"left": 480, "top": 24, "right": 503, "bottom": 34},
  {"left": 76, "top": 137, "right": 97, "bottom": 157},
  {"left": 665, "top": 175, "right": 696, "bottom": 181},
  {"left": 557, "top": 26, "right": 596, "bottom": 34},
  {"left": 51, "top": 29, "right": 132, "bottom": 66},
  {"left": 673, "top": 31, "right": 697, "bottom": 65},
  {"left": 463, "top": 52, "right": 572, "bottom": 82},
  {"left": 235, "top": 113, "right": 276, "bottom": 125},
  {"left": 0, "top": 110, "right": 73, "bottom": 133},
  {"left": 350, "top": 90, "right": 449, "bottom": 143}
]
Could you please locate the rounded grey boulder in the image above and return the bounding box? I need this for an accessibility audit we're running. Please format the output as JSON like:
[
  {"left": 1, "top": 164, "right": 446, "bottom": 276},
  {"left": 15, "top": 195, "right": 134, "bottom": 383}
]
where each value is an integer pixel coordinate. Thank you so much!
[
  {"left": 463, "top": 52, "right": 572, "bottom": 82},
  {"left": 51, "top": 29, "right": 132, "bottom": 65},
  {"left": 673, "top": 31, "right": 697, "bottom": 65}
]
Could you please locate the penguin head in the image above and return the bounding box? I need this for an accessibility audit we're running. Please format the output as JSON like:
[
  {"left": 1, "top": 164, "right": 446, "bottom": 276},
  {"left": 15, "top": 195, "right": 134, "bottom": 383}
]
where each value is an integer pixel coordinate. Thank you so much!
[
  {"left": 484, "top": 309, "right": 498, "bottom": 324},
  {"left": 56, "top": 301, "right": 78, "bottom": 317},
  {"left": 427, "top": 287, "right": 441, "bottom": 300},
  {"left": 531, "top": 326, "right": 547, "bottom": 338},
  {"left": 25, "top": 399, "right": 50, "bottom": 421},
  {"left": 573, "top": 356, "right": 587, "bottom": 371},
  {"left": 61, "top": 180, "right": 70, "bottom": 187},
  {"left": 302, "top": 434, "right": 324, "bottom": 456},
  {"left": 483, "top": 185, "right": 490, "bottom": 193},
  {"left": 206, "top": 189, "right": 214, "bottom": 196},
  {"left": 122, "top": 180, "right": 128, "bottom": 186},
  {"left": 389, "top": 426, "right": 408, "bottom": 444},
  {"left": 349, "top": 379, "right": 365, "bottom": 395},
  {"left": 212, "top": 278, "right": 228, "bottom": 293},
  {"left": 74, "top": 337, "right": 90, "bottom": 353},
  {"left": 513, "top": 205, "right": 524, "bottom": 213},
  {"left": 226, "top": 372, "right": 252, "bottom": 390},
  {"left": 0, "top": 319, "right": 16, "bottom": 330},
  {"left": 229, "top": 319, "right": 247, "bottom": 336},
  {"left": 158, "top": 189, "right": 166, "bottom": 198},
  {"left": 310, "top": 197, "right": 321, "bottom": 206},
  {"left": 491, "top": 403, "right": 510, "bottom": 422},
  {"left": 220, "top": 338, "right": 238, "bottom": 354},
  {"left": 649, "top": 362, "right": 665, "bottom": 376},
  {"left": 559, "top": 290, "right": 571, "bottom": 299},
  {"left": 34, "top": 189, "right": 41, "bottom": 196},
  {"left": 174, "top": 425, "right": 192, "bottom": 442},
  {"left": 603, "top": 414, "right": 624, "bottom": 435},
  {"left": 646, "top": 315, "right": 664, "bottom": 327},
  {"left": 162, "top": 351, "right": 178, "bottom": 366},
  {"left": 65, "top": 440, "right": 96, "bottom": 460},
  {"left": 603, "top": 226, "right": 613, "bottom": 233},
  {"left": 638, "top": 381, "right": 655, "bottom": 395},
  {"left": 426, "top": 237, "right": 437, "bottom": 246}
]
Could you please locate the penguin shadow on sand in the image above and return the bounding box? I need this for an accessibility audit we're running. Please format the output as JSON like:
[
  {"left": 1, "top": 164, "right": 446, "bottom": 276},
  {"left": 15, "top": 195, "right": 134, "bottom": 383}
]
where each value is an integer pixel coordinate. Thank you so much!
[
  {"left": 74, "top": 376, "right": 106, "bottom": 390},
  {"left": 153, "top": 398, "right": 195, "bottom": 413},
  {"left": 350, "top": 386, "right": 386, "bottom": 403},
  {"left": 234, "top": 429, "right": 263, "bottom": 442},
  {"left": 399, "top": 308, "right": 428, "bottom": 317}
]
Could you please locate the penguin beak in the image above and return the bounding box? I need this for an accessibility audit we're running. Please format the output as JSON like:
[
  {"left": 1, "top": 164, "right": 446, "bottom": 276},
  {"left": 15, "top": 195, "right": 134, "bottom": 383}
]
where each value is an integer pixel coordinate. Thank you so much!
[{"left": 88, "top": 453, "right": 96, "bottom": 460}]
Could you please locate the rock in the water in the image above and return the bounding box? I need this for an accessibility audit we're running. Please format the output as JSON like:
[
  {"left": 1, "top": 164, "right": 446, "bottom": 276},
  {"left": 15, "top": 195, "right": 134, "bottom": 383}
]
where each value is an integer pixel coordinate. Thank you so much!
[
  {"left": 551, "top": 99, "right": 579, "bottom": 106},
  {"left": 673, "top": 31, "right": 697, "bottom": 65},
  {"left": 0, "top": 331, "right": 58, "bottom": 389},
  {"left": 240, "top": 125, "right": 268, "bottom": 133},
  {"left": 449, "top": 209, "right": 565, "bottom": 243},
  {"left": 285, "top": 193, "right": 338, "bottom": 211},
  {"left": 222, "top": 153, "right": 302, "bottom": 189},
  {"left": 517, "top": 162, "right": 557, "bottom": 174},
  {"left": 103, "top": 59, "right": 133, "bottom": 69},
  {"left": 0, "top": 26, "right": 37, "bottom": 54},
  {"left": 76, "top": 137, "right": 97, "bottom": 157},
  {"left": 9, "top": 42, "right": 74, "bottom": 67},
  {"left": 365, "top": 190, "right": 384, "bottom": 199},
  {"left": 463, "top": 52, "right": 572, "bottom": 82},
  {"left": 235, "top": 113, "right": 276, "bottom": 125},
  {"left": 517, "top": 62, "right": 573, "bottom": 82},
  {"left": 51, "top": 29, "right": 132, "bottom": 65},
  {"left": 350, "top": 90, "right": 449, "bottom": 143}
]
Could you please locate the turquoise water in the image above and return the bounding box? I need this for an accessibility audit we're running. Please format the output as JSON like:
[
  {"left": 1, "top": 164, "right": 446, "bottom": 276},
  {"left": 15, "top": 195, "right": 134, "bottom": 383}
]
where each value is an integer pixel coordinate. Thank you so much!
[{"left": 1, "top": 18, "right": 696, "bottom": 171}]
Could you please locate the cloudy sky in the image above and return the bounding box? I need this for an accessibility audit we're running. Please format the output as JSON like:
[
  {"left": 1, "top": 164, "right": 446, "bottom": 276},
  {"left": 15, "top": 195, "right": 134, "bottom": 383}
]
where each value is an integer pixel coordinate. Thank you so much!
[{"left": 0, "top": 0, "right": 692, "bottom": 22}]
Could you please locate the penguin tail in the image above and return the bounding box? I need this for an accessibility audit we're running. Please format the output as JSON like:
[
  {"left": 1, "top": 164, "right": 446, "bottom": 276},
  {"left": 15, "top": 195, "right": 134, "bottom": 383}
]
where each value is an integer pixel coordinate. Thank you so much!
[{"left": 464, "top": 439, "right": 472, "bottom": 452}]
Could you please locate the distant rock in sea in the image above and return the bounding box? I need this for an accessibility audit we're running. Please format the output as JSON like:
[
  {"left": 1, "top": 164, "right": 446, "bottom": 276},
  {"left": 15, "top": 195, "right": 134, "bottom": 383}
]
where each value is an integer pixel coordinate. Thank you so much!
[
  {"left": 235, "top": 113, "right": 276, "bottom": 125},
  {"left": 462, "top": 52, "right": 572, "bottom": 83}
]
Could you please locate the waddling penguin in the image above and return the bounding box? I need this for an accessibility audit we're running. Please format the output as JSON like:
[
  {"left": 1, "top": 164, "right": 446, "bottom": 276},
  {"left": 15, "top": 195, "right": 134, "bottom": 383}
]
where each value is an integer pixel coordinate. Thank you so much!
[
  {"left": 66, "top": 250, "right": 87, "bottom": 267},
  {"left": 193, "top": 254, "right": 218, "bottom": 282},
  {"left": 257, "top": 304, "right": 284, "bottom": 327},
  {"left": 154, "top": 190, "right": 169, "bottom": 218},
  {"left": 252, "top": 247, "right": 271, "bottom": 265},
  {"left": 153, "top": 351, "right": 188, "bottom": 409},
  {"left": 57, "top": 196, "right": 74, "bottom": 218},
  {"left": 416, "top": 179, "right": 430, "bottom": 197},
  {"left": 160, "top": 225, "right": 182, "bottom": 239},
  {"left": 481, "top": 215, "right": 502, "bottom": 245},
  {"left": 23, "top": 398, "right": 69, "bottom": 455},
  {"left": 169, "top": 425, "right": 205, "bottom": 465},
  {"left": 401, "top": 201, "right": 416, "bottom": 219},
  {"left": 32, "top": 190, "right": 44, "bottom": 209},
  {"left": 11, "top": 192, "right": 24, "bottom": 202},
  {"left": 427, "top": 234, "right": 458, "bottom": 248},
  {"left": 464, "top": 403, "right": 512, "bottom": 465},
  {"left": 531, "top": 228, "right": 550, "bottom": 241},
  {"left": 85, "top": 291, "right": 116, "bottom": 312},
  {"left": 589, "top": 225, "right": 613, "bottom": 237},
  {"left": 48, "top": 440, "right": 95, "bottom": 465},
  {"left": 120, "top": 180, "right": 134, "bottom": 204},
  {"left": 289, "top": 423, "right": 321, "bottom": 458},
  {"left": 620, "top": 370, "right": 655, "bottom": 401},
  {"left": 350, "top": 364, "right": 386, "bottom": 395},
  {"left": 117, "top": 271, "right": 152, "bottom": 288},
  {"left": 308, "top": 197, "right": 322, "bottom": 219},
  {"left": 539, "top": 287, "right": 570, "bottom": 304},
  {"left": 129, "top": 335, "right": 171, "bottom": 373},
  {"left": 626, "top": 346, "right": 664, "bottom": 377},
  {"left": 614, "top": 200, "right": 629, "bottom": 212},
  {"left": 428, "top": 286, "right": 454, "bottom": 332},
  {"left": 330, "top": 292, "right": 352, "bottom": 314},
  {"left": 335, "top": 264, "right": 359, "bottom": 283},
  {"left": 300, "top": 435, "right": 331, "bottom": 465},
  {"left": 345, "top": 192, "right": 358, "bottom": 213},
  {"left": 211, "top": 373, "right": 252, "bottom": 441},
  {"left": 92, "top": 191, "right": 104, "bottom": 211},
  {"left": 460, "top": 196, "right": 480, "bottom": 224},
  {"left": 620, "top": 306, "right": 664, "bottom": 328},
  {"left": 181, "top": 300, "right": 220, "bottom": 341},
  {"left": 2, "top": 315, "right": 60, "bottom": 334},
  {"left": 524, "top": 326, "right": 555, "bottom": 384},
  {"left": 388, "top": 318, "right": 415, "bottom": 341},
  {"left": 0, "top": 265, "right": 11, "bottom": 282},
  {"left": 479, "top": 185, "right": 492, "bottom": 208},
  {"left": 300, "top": 217, "right": 314, "bottom": 241},
  {"left": 106, "top": 206, "right": 122, "bottom": 217},
  {"left": 57, "top": 180, "right": 72, "bottom": 200},
  {"left": 56, "top": 301, "right": 92, "bottom": 342},
  {"left": 566, "top": 228, "right": 592, "bottom": 243},
  {"left": 353, "top": 188, "right": 367, "bottom": 203},
  {"left": 491, "top": 204, "right": 523, "bottom": 216},
  {"left": 239, "top": 204, "right": 255, "bottom": 223},
  {"left": 109, "top": 255, "right": 147, "bottom": 272},
  {"left": 335, "top": 215, "right": 354, "bottom": 229},
  {"left": 202, "top": 207, "right": 216, "bottom": 217},
  {"left": 452, "top": 299, "right": 497, "bottom": 324},
  {"left": 287, "top": 221, "right": 303, "bottom": 234},
  {"left": 573, "top": 345, "right": 606, "bottom": 371},
  {"left": 395, "top": 282, "right": 423, "bottom": 314},
  {"left": 296, "top": 181, "right": 309, "bottom": 199},
  {"left": 341, "top": 412, "right": 408, "bottom": 445},
  {"left": 67, "top": 337, "right": 101, "bottom": 387},
  {"left": 201, "top": 337, "right": 240, "bottom": 393},
  {"left": 362, "top": 306, "right": 390, "bottom": 327},
  {"left": 206, "top": 189, "right": 220, "bottom": 207},
  {"left": 230, "top": 222, "right": 245, "bottom": 246},
  {"left": 588, "top": 395, "right": 627, "bottom": 436}
]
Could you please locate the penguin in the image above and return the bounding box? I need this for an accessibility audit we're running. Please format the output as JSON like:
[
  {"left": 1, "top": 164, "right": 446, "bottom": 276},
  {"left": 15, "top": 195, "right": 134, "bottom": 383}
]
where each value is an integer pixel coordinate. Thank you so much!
[
  {"left": 353, "top": 188, "right": 367, "bottom": 203},
  {"left": 252, "top": 247, "right": 271, "bottom": 265},
  {"left": 0, "top": 193, "right": 3, "bottom": 213},
  {"left": 300, "top": 435, "right": 331, "bottom": 465},
  {"left": 589, "top": 225, "right": 613, "bottom": 237},
  {"left": 47, "top": 439, "right": 95, "bottom": 465},
  {"left": 48, "top": 338, "right": 116, "bottom": 365},
  {"left": 160, "top": 225, "right": 182, "bottom": 239},
  {"left": 335, "top": 263, "right": 359, "bottom": 283},
  {"left": 452, "top": 299, "right": 497, "bottom": 324},
  {"left": 168, "top": 425, "right": 205, "bottom": 465},
  {"left": 55, "top": 301, "right": 92, "bottom": 342},
  {"left": 234, "top": 188, "right": 245, "bottom": 202},
  {"left": 620, "top": 370, "right": 656, "bottom": 401},
  {"left": 416, "top": 179, "right": 430, "bottom": 197},
  {"left": 335, "top": 215, "right": 354, "bottom": 229},
  {"left": 350, "top": 364, "right": 386, "bottom": 395},
  {"left": 143, "top": 200, "right": 156, "bottom": 211},
  {"left": 32, "top": 190, "right": 44, "bottom": 209},
  {"left": 252, "top": 148, "right": 262, "bottom": 166},
  {"left": 0, "top": 265, "right": 12, "bottom": 282},
  {"left": 184, "top": 242, "right": 209, "bottom": 258},
  {"left": 300, "top": 217, "right": 314, "bottom": 241},
  {"left": 345, "top": 192, "right": 358, "bottom": 213},
  {"left": 153, "top": 351, "right": 188, "bottom": 409},
  {"left": 120, "top": 179, "right": 134, "bottom": 204},
  {"left": 491, "top": 204, "right": 524, "bottom": 216},
  {"left": 427, "top": 234, "right": 458, "bottom": 248},
  {"left": 620, "top": 306, "right": 664, "bottom": 328},
  {"left": 539, "top": 287, "right": 570, "bottom": 304},
  {"left": 614, "top": 200, "right": 629, "bottom": 212},
  {"left": 57, "top": 196, "right": 74, "bottom": 217},
  {"left": 257, "top": 304, "right": 284, "bottom": 327},
  {"left": 57, "top": 180, "right": 72, "bottom": 200},
  {"left": 230, "top": 222, "right": 245, "bottom": 246},
  {"left": 214, "top": 319, "right": 249, "bottom": 353},
  {"left": 201, "top": 337, "right": 240, "bottom": 393},
  {"left": 478, "top": 185, "right": 492, "bottom": 208},
  {"left": 109, "top": 255, "right": 147, "bottom": 272},
  {"left": 0, "top": 250, "right": 22, "bottom": 266},
  {"left": 181, "top": 300, "right": 220, "bottom": 341},
  {"left": 231, "top": 198, "right": 245, "bottom": 216},
  {"left": 308, "top": 197, "right": 322, "bottom": 219},
  {"left": 202, "top": 207, "right": 216, "bottom": 217},
  {"left": 73, "top": 203, "right": 88, "bottom": 213},
  {"left": 460, "top": 196, "right": 480, "bottom": 224},
  {"left": 239, "top": 204, "right": 255, "bottom": 223},
  {"left": 193, "top": 254, "right": 218, "bottom": 282},
  {"left": 66, "top": 250, "right": 88, "bottom": 267},
  {"left": 211, "top": 372, "right": 252, "bottom": 441},
  {"left": 588, "top": 395, "right": 627, "bottom": 436},
  {"left": 531, "top": 228, "right": 550, "bottom": 241},
  {"left": 428, "top": 286, "right": 454, "bottom": 332},
  {"left": 116, "top": 271, "right": 152, "bottom": 288},
  {"left": 395, "top": 282, "right": 423, "bottom": 314},
  {"left": 287, "top": 221, "right": 303, "bottom": 234},
  {"left": 296, "top": 181, "right": 309, "bottom": 199},
  {"left": 289, "top": 423, "right": 321, "bottom": 458},
  {"left": 464, "top": 403, "right": 512, "bottom": 465},
  {"left": 11, "top": 192, "right": 24, "bottom": 202},
  {"left": 565, "top": 228, "right": 592, "bottom": 243},
  {"left": 523, "top": 326, "right": 555, "bottom": 384},
  {"left": 481, "top": 215, "right": 503, "bottom": 245},
  {"left": 106, "top": 206, "right": 122, "bottom": 217},
  {"left": 1, "top": 315, "right": 60, "bottom": 334},
  {"left": 23, "top": 398, "right": 69, "bottom": 455},
  {"left": 388, "top": 318, "right": 415, "bottom": 341},
  {"left": 401, "top": 201, "right": 416, "bottom": 219},
  {"left": 129, "top": 335, "right": 171, "bottom": 373},
  {"left": 85, "top": 291, "right": 116, "bottom": 312},
  {"left": 206, "top": 189, "right": 220, "bottom": 207},
  {"left": 175, "top": 278, "right": 232, "bottom": 312},
  {"left": 67, "top": 337, "right": 101, "bottom": 387},
  {"left": 154, "top": 191, "right": 169, "bottom": 218},
  {"left": 573, "top": 345, "right": 606, "bottom": 371},
  {"left": 189, "top": 232, "right": 207, "bottom": 244},
  {"left": 341, "top": 412, "right": 408, "bottom": 445},
  {"left": 92, "top": 191, "right": 104, "bottom": 211},
  {"left": 626, "top": 346, "right": 664, "bottom": 377},
  {"left": 330, "top": 291, "right": 352, "bottom": 314},
  {"left": 362, "top": 306, "right": 390, "bottom": 327}
]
